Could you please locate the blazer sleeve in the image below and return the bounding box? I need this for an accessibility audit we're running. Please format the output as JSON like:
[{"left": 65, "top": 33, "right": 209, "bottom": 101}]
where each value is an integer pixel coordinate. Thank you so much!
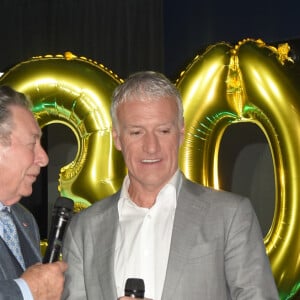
[
  {"left": 0, "top": 280, "right": 23, "bottom": 300},
  {"left": 61, "top": 217, "right": 87, "bottom": 300},
  {"left": 224, "top": 196, "right": 279, "bottom": 299}
]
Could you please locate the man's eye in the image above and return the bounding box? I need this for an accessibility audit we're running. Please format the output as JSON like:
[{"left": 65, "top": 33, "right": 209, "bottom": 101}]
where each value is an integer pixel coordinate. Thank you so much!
[
  {"left": 130, "top": 131, "right": 141, "bottom": 135},
  {"left": 160, "top": 129, "right": 170, "bottom": 134}
]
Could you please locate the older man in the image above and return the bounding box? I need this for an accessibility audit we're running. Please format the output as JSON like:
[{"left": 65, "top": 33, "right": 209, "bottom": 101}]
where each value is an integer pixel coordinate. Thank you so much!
[{"left": 0, "top": 86, "right": 67, "bottom": 300}]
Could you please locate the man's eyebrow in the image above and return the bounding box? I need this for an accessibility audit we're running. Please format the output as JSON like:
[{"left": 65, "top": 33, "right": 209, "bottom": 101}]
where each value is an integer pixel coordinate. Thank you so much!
[{"left": 125, "top": 125, "right": 142, "bottom": 129}]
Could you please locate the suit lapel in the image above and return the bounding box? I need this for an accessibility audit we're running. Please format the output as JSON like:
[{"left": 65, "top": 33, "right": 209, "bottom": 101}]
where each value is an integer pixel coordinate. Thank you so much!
[
  {"left": 162, "top": 179, "right": 207, "bottom": 300},
  {"left": 11, "top": 204, "right": 41, "bottom": 265}
]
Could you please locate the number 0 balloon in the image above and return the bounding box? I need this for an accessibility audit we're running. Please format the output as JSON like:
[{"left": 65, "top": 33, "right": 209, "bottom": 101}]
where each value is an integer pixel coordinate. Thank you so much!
[{"left": 176, "top": 39, "right": 300, "bottom": 300}]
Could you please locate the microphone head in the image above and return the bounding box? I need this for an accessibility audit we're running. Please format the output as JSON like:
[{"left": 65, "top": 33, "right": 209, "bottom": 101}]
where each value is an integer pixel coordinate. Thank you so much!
[
  {"left": 52, "top": 197, "right": 74, "bottom": 220},
  {"left": 125, "top": 278, "right": 145, "bottom": 298},
  {"left": 54, "top": 197, "right": 74, "bottom": 211}
]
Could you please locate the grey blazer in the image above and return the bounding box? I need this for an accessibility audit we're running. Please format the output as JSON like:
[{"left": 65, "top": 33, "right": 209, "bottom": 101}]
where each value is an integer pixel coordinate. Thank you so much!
[
  {"left": 62, "top": 176, "right": 279, "bottom": 300},
  {"left": 0, "top": 203, "right": 41, "bottom": 300}
]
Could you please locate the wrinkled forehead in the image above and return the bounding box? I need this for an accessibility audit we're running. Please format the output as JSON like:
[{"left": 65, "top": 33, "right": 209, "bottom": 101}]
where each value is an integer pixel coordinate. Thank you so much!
[{"left": 11, "top": 106, "right": 42, "bottom": 134}]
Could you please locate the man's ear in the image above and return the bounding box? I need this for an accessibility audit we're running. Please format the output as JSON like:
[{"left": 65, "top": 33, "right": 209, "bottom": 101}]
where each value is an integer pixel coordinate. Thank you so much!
[{"left": 112, "top": 128, "right": 122, "bottom": 151}]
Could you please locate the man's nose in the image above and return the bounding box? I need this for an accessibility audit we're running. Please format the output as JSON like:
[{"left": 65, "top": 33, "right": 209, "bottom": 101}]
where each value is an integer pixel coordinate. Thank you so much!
[
  {"left": 143, "top": 133, "right": 160, "bottom": 153},
  {"left": 36, "top": 143, "right": 49, "bottom": 167}
]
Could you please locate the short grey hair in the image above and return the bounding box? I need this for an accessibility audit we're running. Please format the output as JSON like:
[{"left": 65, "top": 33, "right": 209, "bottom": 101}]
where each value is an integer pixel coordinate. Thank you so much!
[
  {"left": 111, "top": 71, "right": 184, "bottom": 131},
  {"left": 0, "top": 85, "right": 32, "bottom": 145}
]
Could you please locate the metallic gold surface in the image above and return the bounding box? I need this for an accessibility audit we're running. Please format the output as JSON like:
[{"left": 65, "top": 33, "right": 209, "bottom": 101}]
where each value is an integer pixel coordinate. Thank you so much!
[
  {"left": 176, "top": 38, "right": 300, "bottom": 300},
  {"left": 0, "top": 52, "right": 126, "bottom": 211}
]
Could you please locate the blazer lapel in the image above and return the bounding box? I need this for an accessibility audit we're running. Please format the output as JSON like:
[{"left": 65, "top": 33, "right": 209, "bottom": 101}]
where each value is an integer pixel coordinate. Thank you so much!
[
  {"left": 11, "top": 205, "right": 41, "bottom": 265},
  {"left": 162, "top": 179, "right": 207, "bottom": 300}
]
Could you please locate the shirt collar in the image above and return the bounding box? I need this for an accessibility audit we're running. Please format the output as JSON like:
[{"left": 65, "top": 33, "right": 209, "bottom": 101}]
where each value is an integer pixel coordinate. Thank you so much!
[
  {"left": 0, "top": 202, "right": 11, "bottom": 212},
  {"left": 119, "top": 169, "right": 182, "bottom": 205}
]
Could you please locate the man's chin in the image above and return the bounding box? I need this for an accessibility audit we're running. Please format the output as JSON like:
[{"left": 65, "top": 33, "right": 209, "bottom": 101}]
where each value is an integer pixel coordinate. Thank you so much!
[
  {"left": 21, "top": 187, "right": 34, "bottom": 198},
  {"left": 141, "top": 177, "right": 169, "bottom": 190}
]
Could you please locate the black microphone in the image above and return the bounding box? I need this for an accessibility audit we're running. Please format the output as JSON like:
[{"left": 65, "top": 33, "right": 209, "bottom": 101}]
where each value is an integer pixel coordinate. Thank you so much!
[
  {"left": 125, "top": 278, "right": 145, "bottom": 298},
  {"left": 43, "top": 197, "right": 74, "bottom": 263}
]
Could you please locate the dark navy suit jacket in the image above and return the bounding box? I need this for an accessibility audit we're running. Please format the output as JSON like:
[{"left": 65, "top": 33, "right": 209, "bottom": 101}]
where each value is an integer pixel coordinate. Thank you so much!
[{"left": 0, "top": 202, "right": 41, "bottom": 300}]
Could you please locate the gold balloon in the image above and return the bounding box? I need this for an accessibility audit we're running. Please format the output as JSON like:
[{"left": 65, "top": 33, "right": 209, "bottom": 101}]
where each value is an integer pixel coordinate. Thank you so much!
[
  {"left": 0, "top": 52, "right": 126, "bottom": 212},
  {"left": 176, "top": 38, "right": 300, "bottom": 299}
]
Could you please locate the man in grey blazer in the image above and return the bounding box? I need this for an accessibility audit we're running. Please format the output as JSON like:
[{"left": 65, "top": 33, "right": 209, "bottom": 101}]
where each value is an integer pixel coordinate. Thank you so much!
[
  {"left": 0, "top": 86, "right": 67, "bottom": 300},
  {"left": 62, "top": 71, "right": 279, "bottom": 299}
]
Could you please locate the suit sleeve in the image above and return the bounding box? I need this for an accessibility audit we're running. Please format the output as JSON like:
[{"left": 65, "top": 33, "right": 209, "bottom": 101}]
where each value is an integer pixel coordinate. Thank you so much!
[
  {"left": 224, "top": 197, "right": 279, "bottom": 299},
  {"left": 62, "top": 215, "right": 88, "bottom": 300},
  {"left": 0, "top": 279, "right": 23, "bottom": 300}
]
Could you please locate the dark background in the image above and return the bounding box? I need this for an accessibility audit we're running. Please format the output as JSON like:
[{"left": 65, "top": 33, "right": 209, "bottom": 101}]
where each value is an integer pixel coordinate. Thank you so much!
[
  {"left": 1, "top": 0, "right": 300, "bottom": 80},
  {"left": 163, "top": 0, "right": 300, "bottom": 80}
]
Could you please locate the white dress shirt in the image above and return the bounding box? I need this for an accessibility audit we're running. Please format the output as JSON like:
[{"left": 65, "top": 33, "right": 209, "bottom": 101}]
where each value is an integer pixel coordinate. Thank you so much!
[{"left": 114, "top": 170, "right": 182, "bottom": 300}]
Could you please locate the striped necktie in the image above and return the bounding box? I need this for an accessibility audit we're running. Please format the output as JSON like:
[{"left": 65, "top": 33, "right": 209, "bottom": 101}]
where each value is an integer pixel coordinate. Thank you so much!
[{"left": 0, "top": 208, "right": 25, "bottom": 270}]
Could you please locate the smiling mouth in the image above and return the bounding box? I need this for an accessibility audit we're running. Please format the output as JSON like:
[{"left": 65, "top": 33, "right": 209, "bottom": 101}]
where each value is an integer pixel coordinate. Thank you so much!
[
  {"left": 27, "top": 174, "right": 38, "bottom": 180},
  {"left": 142, "top": 159, "right": 161, "bottom": 163}
]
